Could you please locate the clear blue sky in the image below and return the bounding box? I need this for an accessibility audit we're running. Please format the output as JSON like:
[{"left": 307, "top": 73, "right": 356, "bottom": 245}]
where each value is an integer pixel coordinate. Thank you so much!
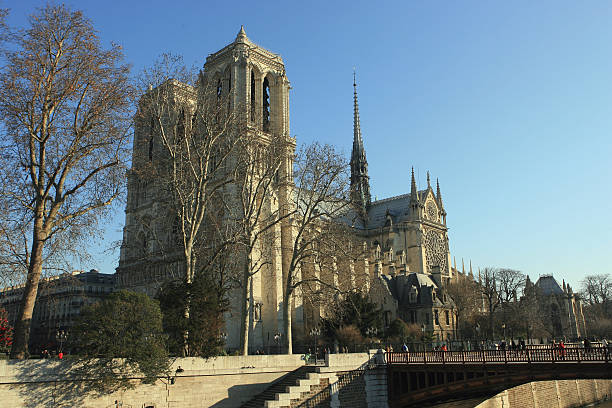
[{"left": 5, "top": 1, "right": 612, "bottom": 289}]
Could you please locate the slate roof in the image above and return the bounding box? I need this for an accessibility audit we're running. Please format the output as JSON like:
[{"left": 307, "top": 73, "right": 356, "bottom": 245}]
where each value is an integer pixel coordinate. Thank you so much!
[
  {"left": 535, "top": 275, "right": 564, "bottom": 296},
  {"left": 378, "top": 272, "right": 454, "bottom": 307},
  {"left": 340, "top": 189, "right": 431, "bottom": 230}
]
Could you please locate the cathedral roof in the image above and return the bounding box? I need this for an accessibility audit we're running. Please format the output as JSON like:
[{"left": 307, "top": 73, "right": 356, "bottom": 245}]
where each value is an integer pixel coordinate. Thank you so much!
[
  {"left": 364, "top": 189, "right": 428, "bottom": 229},
  {"left": 535, "top": 275, "right": 565, "bottom": 295},
  {"left": 380, "top": 272, "right": 454, "bottom": 307}
]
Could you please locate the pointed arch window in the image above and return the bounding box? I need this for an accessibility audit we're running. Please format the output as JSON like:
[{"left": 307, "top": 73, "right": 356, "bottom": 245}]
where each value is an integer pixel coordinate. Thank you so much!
[
  {"left": 148, "top": 117, "right": 154, "bottom": 161},
  {"left": 262, "top": 77, "right": 270, "bottom": 132},
  {"left": 250, "top": 70, "right": 256, "bottom": 123}
]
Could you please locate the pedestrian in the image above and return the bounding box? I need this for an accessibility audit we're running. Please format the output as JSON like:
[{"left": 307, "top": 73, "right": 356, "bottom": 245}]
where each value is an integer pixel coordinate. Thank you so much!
[
  {"left": 558, "top": 341, "right": 566, "bottom": 359},
  {"left": 584, "top": 338, "right": 591, "bottom": 353},
  {"left": 402, "top": 343, "right": 408, "bottom": 352},
  {"left": 441, "top": 344, "right": 447, "bottom": 352},
  {"left": 58, "top": 351, "right": 63, "bottom": 360}
]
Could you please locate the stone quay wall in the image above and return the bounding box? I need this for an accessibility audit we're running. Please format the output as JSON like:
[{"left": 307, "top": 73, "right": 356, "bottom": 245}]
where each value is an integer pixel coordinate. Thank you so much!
[
  {"left": 0, "top": 354, "right": 305, "bottom": 408},
  {"left": 476, "top": 379, "right": 612, "bottom": 408},
  {"left": 434, "top": 379, "right": 612, "bottom": 408}
]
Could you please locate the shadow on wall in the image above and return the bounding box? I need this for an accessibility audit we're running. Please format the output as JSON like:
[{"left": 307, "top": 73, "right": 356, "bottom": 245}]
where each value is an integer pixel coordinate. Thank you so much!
[
  {"left": 210, "top": 382, "right": 272, "bottom": 408},
  {"left": 11, "top": 358, "right": 151, "bottom": 407},
  {"left": 12, "top": 359, "right": 91, "bottom": 407}
]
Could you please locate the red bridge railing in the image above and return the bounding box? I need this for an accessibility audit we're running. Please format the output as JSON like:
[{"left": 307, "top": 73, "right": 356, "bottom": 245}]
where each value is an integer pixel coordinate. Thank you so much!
[{"left": 386, "top": 347, "right": 610, "bottom": 365}]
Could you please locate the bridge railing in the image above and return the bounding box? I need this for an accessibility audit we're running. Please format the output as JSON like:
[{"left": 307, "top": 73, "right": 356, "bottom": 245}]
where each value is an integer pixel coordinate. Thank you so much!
[{"left": 387, "top": 346, "right": 610, "bottom": 365}]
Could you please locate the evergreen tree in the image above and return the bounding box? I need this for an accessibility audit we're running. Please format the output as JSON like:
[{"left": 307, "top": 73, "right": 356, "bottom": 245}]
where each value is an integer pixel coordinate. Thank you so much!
[{"left": 69, "top": 291, "right": 169, "bottom": 392}]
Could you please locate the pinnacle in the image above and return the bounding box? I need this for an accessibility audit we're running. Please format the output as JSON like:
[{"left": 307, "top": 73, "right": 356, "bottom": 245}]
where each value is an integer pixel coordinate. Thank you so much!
[{"left": 236, "top": 25, "right": 248, "bottom": 42}]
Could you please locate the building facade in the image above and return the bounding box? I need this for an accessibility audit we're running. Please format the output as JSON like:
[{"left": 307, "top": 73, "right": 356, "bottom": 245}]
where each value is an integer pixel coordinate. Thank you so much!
[
  {"left": 116, "top": 28, "right": 457, "bottom": 349},
  {"left": 533, "top": 275, "right": 587, "bottom": 340},
  {"left": 0, "top": 270, "right": 115, "bottom": 351}
]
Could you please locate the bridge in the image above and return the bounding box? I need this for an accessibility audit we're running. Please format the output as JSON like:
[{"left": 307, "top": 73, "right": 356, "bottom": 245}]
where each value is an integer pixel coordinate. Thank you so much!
[{"left": 386, "top": 347, "right": 612, "bottom": 407}]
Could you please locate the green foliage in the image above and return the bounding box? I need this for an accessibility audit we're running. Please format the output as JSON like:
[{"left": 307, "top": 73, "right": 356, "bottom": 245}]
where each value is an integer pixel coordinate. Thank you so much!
[
  {"left": 321, "top": 292, "right": 383, "bottom": 341},
  {"left": 0, "top": 308, "right": 12, "bottom": 353},
  {"left": 69, "top": 291, "right": 169, "bottom": 393},
  {"left": 156, "top": 272, "right": 226, "bottom": 357}
]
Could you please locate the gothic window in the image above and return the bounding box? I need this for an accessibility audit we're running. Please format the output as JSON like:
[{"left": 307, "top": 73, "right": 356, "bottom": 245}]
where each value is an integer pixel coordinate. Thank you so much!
[
  {"left": 262, "top": 76, "right": 270, "bottom": 132},
  {"left": 216, "top": 79, "right": 222, "bottom": 99},
  {"left": 425, "top": 200, "right": 438, "bottom": 222},
  {"left": 434, "top": 310, "right": 439, "bottom": 325},
  {"left": 176, "top": 109, "right": 185, "bottom": 140},
  {"left": 445, "top": 310, "right": 450, "bottom": 326},
  {"left": 250, "top": 70, "right": 256, "bottom": 123},
  {"left": 424, "top": 229, "right": 448, "bottom": 274},
  {"left": 148, "top": 117, "right": 154, "bottom": 161}
]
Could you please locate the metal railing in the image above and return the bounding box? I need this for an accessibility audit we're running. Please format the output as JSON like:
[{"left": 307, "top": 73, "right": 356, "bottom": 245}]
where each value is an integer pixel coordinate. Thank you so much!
[{"left": 387, "top": 346, "right": 611, "bottom": 365}]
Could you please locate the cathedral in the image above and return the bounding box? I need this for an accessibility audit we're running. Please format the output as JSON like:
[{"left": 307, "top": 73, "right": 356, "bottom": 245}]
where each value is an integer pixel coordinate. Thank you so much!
[{"left": 115, "top": 28, "right": 457, "bottom": 351}]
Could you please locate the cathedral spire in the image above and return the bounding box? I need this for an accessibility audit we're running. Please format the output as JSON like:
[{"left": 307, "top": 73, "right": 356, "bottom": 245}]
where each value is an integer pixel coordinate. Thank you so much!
[
  {"left": 427, "top": 171, "right": 431, "bottom": 188},
  {"left": 350, "top": 70, "right": 371, "bottom": 215},
  {"left": 436, "top": 178, "right": 444, "bottom": 209},
  {"left": 410, "top": 167, "right": 419, "bottom": 203}
]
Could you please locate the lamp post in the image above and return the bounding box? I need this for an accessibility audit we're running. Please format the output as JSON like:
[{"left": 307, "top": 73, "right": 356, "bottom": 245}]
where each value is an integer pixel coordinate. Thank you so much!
[
  {"left": 55, "top": 329, "right": 67, "bottom": 354},
  {"left": 421, "top": 324, "right": 425, "bottom": 352},
  {"left": 502, "top": 324, "right": 506, "bottom": 341},
  {"left": 309, "top": 327, "right": 321, "bottom": 364},
  {"left": 219, "top": 332, "right": 227, "bottom": 354},
  {"left": 273, "top": 332, "right": 282, "bottom": 355},
  {"left": 475, "top": 324, "right": 481, "bottom": 350},
  {"left": 366, "top": 327, "right": 378, "bottom": 348}
]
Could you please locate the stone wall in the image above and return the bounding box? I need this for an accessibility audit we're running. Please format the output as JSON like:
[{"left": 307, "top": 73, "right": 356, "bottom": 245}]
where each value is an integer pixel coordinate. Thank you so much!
[
  {"left": 434, "top": 379, "right": 612, "bottom": 408},
  {"left": 0, "top": 354, "right": 305, "bottom": 408}
]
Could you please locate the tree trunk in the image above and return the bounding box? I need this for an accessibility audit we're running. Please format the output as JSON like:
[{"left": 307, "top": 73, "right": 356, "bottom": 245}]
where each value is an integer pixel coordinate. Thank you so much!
[
  {"left": 283, "top": 289, "right": 292, "bottom": 355},
  {"left": 239, "top": 260, "right": 251, "bottom": 356},
  {"left": 182, "top": 248, "right": 193, "bottom": 357},
  {"left": 10, "top": 216, "right": 46, "bottom": 359}
]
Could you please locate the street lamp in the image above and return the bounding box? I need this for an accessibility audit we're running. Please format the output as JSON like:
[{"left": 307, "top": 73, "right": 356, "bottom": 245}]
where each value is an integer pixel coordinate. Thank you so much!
[
  {"left": 421, "top": 324, "right": 425, "bottom": 352},
  {"left": 56, "top": 329, "right": 68, "bottom": 354},
  {"left": 502, "top": 324, "right": 506, "bottom": 341},
  {"left": 309, "top": 327, "right": 321, "bottom": 364},
  {"left": 273, "top": 332, "right": 282, "bottom": 355},
  {"left": 366, "top": 327, "right": 377, "bottom": 346}
]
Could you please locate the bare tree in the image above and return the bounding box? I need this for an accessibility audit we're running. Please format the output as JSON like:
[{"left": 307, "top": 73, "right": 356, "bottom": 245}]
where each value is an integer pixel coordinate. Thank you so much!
[
  {"left": 231, "top": 133, "right": 292, "bottom": 355},
  {"left": 280, "top": 142, "right": 351, "bottom": 353},
  {"left": 0, "top": 5, "right": 132, "bottom": 358},
  {"left": 478, "top": 267, "right": 502, "bottom": 339},
  {"left": 580, "top": 274, "right": 612, "bottom": 337},
  {"left": 134, "top": 54, "right": 242, "bottom": 355},
  {"left": 446, "top": 274, "right": 481, "bottom": 339},
  {"left": 581, "top": 274, "right": 611, "bottom": 314}
]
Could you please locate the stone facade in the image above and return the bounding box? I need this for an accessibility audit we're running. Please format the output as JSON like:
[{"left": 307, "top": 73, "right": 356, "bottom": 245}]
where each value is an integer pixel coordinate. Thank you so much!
[
  {"left": 0, "top": 270, "right": 115, "bottom": 352},
  {"left": 116, "top": 27, "right": 298, "bottom": 352},
  {"left": 533, "top": 274, "right": 587, "bottom": 339},
  {"left": 115, "top": 27, "right": 457, "bottom": 349}
]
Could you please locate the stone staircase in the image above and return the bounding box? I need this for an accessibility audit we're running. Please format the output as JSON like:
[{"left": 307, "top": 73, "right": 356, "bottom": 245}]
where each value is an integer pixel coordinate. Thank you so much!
[
  {"left": 264, "top": 370, "right": 337, "bottom": 408},
  {"left": 240, "top": 365, "right": 338, "bottom": 408},
  {"left": 241, "top": 365, "right": 319, "bottom": 408}
]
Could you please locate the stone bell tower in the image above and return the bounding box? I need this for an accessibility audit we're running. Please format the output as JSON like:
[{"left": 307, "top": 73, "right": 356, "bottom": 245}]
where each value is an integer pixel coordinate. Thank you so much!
[{"left": 203, "top": 27, "right": 299, "bottom": 351}]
